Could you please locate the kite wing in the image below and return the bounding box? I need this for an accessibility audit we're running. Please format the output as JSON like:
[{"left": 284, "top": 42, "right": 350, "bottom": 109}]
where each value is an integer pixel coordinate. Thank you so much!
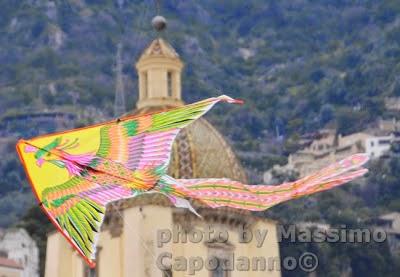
[
  {"left": 16, "top": 95, "right": 242, "bottom": 267},
  {"left": 170, "top": 154, "right": 369, "bottom": 211},
  {"left": 94, "top": 95, "right": 242, "bottom": 178}
]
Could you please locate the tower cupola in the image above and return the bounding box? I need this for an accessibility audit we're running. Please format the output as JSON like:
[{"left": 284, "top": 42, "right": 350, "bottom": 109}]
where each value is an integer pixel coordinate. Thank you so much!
[{"left": 135, "top": 38, "right": 184, "bottom": 109}]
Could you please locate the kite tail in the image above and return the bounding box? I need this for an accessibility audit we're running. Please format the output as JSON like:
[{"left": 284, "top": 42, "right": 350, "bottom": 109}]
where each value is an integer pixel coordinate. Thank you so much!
[{"left": 163, "top": 154, "right": 369, "bottom": 212}]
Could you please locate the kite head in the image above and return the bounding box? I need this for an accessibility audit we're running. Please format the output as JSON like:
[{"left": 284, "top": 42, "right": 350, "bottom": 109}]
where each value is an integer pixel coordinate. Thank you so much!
[
  {"left": 24, "top": 137, "right": 93, "bottom": 175},
  {"left": 24, "top": 137, "right": 63, "bottom": 167}
]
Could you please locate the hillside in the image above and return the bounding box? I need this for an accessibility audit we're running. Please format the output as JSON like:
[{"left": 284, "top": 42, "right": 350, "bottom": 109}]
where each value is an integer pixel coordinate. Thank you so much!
[{"left": 1, "top": 0, "right": 400, "bottom": 276}]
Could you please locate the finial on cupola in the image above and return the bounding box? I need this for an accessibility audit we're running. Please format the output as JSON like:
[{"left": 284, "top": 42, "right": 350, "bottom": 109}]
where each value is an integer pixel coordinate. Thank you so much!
[
  {"left": 151, "top": 0, "right": 167, "bottom": 32},
  {"left": 152, "top": 15, "right": 167, "bottom": 32}
]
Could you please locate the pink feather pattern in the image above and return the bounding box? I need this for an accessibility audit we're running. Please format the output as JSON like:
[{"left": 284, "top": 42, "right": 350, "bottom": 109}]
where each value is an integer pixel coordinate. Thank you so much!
[{"left": 163, "top": 153, "right": 369, "bottom": 211}]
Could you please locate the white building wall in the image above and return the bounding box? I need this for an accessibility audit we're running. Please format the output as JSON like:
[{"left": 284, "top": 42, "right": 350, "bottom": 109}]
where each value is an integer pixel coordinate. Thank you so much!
[
  {"left": 0, "top": 229, "right": 39, "bottom": 277},
  {"left": 280, "top": 131, "right": 374, "bottom": 178},
  {"left": 365, "top": 135, "right": 394, "bottom": 158}
]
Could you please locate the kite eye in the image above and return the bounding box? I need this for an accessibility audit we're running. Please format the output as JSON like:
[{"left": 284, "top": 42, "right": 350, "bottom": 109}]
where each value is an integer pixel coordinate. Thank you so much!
[{"left": 24, "top": 145, "right": 36, "bottom": 153}]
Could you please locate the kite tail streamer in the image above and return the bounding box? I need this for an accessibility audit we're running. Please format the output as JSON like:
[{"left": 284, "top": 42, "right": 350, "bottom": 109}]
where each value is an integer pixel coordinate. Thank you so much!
[
  {"left": 163, "top": 154, "right": 369, "bottom": 212},
  {"left": 153, "top": 175, "right": 202, "bottom": 216}
]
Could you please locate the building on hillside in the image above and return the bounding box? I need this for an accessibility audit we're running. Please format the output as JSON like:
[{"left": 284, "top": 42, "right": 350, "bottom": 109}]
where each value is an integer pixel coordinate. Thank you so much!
[
  {"left": 296, "top": 222, "right": 331, "bottom": 232},
  {"left": 44, "top": 19, "right": 281, "bottom": 277},
  {"left": 0, "top": 228, "right": 39, "bottom": 277},
  {"left": 286, "top": 130, "right": 371, "bottom": 178},
  {"left": 384, "top": 97, "right": 400, "bottom": 111},
  {"left": 0, "top": 256, "right": 23, "bottom": 277},
  {"left": 264, "top": 127, "right": 400, "bottom": 182},
  {"left": 264, "top": 130, "right": 372, "bottom": 178},
  {"left": 364, "top": 134, "right": 400, "bottom": 158},
  {"left": 377, "top": 118, "right": 400, "bottom": 133},
  {"left": 372, "top": 213, "right": 400, "bottom": 256}
]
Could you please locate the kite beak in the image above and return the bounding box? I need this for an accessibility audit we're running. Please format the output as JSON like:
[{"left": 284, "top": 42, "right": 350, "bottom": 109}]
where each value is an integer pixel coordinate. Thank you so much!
[
  {"left": 217, "top": 95, "right": 245, "bottom": 105},
  {"left": 232, "top": 98, "right": 244, "bottom": 105}
]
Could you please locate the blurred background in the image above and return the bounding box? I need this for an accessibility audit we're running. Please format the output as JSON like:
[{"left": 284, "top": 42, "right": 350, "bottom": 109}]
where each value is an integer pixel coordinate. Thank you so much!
[{"left": 1, "top": 0, "right": 400, "bottom": 276}]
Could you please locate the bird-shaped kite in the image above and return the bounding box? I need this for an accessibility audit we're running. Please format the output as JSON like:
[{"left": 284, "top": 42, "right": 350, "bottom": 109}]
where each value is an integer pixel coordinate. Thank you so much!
[{"left": 16, "top": 95, "right": 369, "bottom": 267}]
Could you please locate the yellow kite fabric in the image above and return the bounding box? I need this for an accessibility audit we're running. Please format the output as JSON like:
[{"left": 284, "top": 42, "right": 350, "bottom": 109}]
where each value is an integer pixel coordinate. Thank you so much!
[{"left": 16, "top": 95, "right": 369, "bottom": 267}]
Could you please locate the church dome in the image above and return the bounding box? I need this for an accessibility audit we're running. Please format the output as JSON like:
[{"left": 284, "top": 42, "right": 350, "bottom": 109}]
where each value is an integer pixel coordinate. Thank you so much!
[{"left": 169, "top": 118, "right": 247, "bottom": 182}]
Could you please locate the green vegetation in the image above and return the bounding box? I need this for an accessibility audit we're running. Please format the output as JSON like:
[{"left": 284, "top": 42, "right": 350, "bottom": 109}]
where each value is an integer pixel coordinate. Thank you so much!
[{"left": 1, "top": 0, "right": 400, "bottom": 276}]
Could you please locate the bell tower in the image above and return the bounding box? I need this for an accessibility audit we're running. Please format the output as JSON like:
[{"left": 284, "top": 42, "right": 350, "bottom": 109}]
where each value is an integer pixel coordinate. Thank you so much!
[{"left": 135, "top": 17, "right": 184, "bottom": 109}]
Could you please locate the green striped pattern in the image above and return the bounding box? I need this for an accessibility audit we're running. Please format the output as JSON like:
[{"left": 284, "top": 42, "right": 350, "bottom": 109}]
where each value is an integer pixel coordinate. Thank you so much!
[
  {"left": 97, "top": 126, "right": 112, "bottom": 158},
  {"left": 55, "top": 198, "right": 105, "bottom": 259},
  {"left": 122, "top": 120, "right": 138, "bottom": 136},
  {"left": 42, "top": 177, "right": 85, "bottom": 200},
  {"left": 149, "top": 99, "right": 214, "bottom": 132}
]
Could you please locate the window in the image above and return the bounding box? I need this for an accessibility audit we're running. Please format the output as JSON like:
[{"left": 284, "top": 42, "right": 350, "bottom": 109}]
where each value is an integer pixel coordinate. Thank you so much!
[
  {"left": 84, "top": 247, "right": 101, "bottom": 277},
  {"left": 379, "top": 139, "right": 391, "bottom": 145},
  {"left": 211, "top": 257, "right": 230, "bottom": 277},
  {"left": 207, "top": 241, "right": 233, "bottom": 277},
  {"left": 84, "top": 267, "right": 96, "bottom": 277},
  {"left": 162, "top": 269, "right": 173, "bottom": 277},
  {"left": 143, "top": 72, "right": 148, "bottom": 98},
  {"left": 167, "top": 71, "right": 173, "bottom": 97}
]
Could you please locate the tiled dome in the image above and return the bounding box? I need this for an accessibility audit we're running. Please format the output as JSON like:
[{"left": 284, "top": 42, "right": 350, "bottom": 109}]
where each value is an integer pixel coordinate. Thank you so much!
[{"left": 168, "top": 118, "right": 247, "bottom": 182}]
